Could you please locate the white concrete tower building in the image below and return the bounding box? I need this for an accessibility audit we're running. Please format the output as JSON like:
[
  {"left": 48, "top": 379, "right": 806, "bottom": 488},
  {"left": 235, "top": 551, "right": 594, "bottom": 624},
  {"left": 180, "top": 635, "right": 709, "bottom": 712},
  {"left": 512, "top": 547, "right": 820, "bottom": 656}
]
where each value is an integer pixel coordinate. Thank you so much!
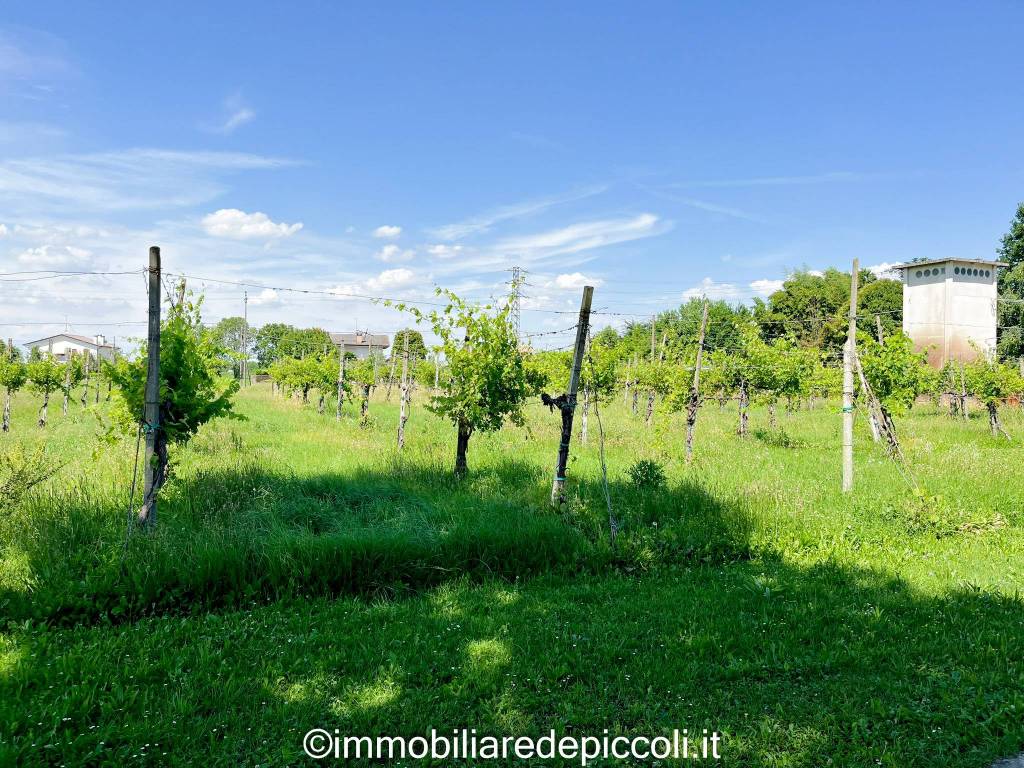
[{"left": 895, "top": 258, "right": 1005, "bottom": 367}]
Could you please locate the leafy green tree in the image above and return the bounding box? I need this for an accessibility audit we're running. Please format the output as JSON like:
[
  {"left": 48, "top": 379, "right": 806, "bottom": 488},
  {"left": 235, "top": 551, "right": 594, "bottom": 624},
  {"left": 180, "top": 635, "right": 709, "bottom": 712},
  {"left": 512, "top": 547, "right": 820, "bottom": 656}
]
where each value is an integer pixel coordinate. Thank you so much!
[
  {"left": 107, "top": 294, "right": 239, "bottom": 520},
  {"left": 393, "top": 289, "right": 533, "bottom": 476},
  {"left": 857, "top": 278, "right": 903, "bottom": 339},
  {"left": 997, "top": 204, "right": 1024, "bottom": 359},
  {"left": 210, "top": 316, "right": 249, "bottom": 376},
  {"left": 0, "top": 348, "right": 27, "bottom": 432},
  {"left": 392, "top": 328, "right": 427, "bottom": 361},
  {"left": 965, "top": 356, "right": 1023, "bottom": 439},
  {"left": 26, "top": 356, "right": 64, "bottom": 428},
  {"left": 254, "top": 323, "right": 296, "bottom": 366}
]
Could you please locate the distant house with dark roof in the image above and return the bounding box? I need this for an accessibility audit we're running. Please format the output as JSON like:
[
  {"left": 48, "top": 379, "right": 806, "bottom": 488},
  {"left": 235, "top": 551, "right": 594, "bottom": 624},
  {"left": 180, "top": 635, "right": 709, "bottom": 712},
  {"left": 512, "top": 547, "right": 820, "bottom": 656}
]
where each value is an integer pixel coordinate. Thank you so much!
[
  {"left": 23, "top": 333, "right": 118, "bottom": 362},
  {"left": 329, "top": 332, "right": 390, "bottom": 359}
]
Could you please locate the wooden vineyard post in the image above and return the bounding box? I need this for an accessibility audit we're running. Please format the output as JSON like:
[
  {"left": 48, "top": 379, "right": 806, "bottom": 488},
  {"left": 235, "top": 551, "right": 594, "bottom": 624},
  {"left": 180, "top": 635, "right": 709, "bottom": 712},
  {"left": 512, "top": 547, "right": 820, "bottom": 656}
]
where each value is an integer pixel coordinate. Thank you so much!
[
  {"left": 2, "top": 339, "right": 12, "bottom": 432},
  {"left": 842, "top": 258, "right": 859, "bottom": 493},
  {"left": 685, "top": 299, "right": 709, "bottom": 464},
  {"left": 336, "top": 348, "right": 347, "bottom": 421},
  {"left": 397, "top": 332, "right": 409, "bottom": 449},
  {"left": 875, "top": 314, "right": 884, "bottom": 344},
  {"left": 854, "top": 352, "right": 881, "bottom": 442},
  {"left": 80, "top": 353, "right": 90, "bottom": 409},
  {"left": 240, "top": 290, "right": 248, "bottom": 386},
  {"left": 550, "top": 285, "right": 594, "bottom": 506},
  {"left": 434, "top": 354, "right": 440, "bottom": 393},
  {"left": 139, "top": 246, "right": 162, "bottom": 529},
  {"left": 62, "top": 352, "right": 71, "bottom": 416},
  {"left": 385, "top": 350, "right": 397, "bottom": 402}
]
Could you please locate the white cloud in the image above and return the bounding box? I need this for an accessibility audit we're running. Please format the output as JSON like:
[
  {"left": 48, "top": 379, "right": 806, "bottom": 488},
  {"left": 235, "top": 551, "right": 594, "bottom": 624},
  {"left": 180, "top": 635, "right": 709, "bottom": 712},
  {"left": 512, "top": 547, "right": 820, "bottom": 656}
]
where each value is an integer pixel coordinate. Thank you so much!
[
  {"left": 0, "top": 149, "right": 294, "bottom": 212},
  {"left": 369, "top": 268, "right": 417, "bottom": 291},
  {"left": 682, "top": 277, "right": 743, "bottom": 301},
  {"left": 16, "top": 244, "right": 93, "bottom": 268},
  {"left": 869, "top": 262, "right": 899, "bottom": 278},
  {"left": 205, "top": 92, "right": 255, "bottom": 135},
  {"left": 248, "top": 288, "right": 281, "bottom": 306},
  {"left": 373, "top": 225, "right": 401, "bottom": 239},
  {"left": 495, "top": 213, "right": 666, "bottom": 261},
  {"left": 669, "top": 171, "right": 870, "bottom": 189},
  {"left": 750, "top": 278, "right": 785, "bottom": 296},
  {"left": 0, "top": 223, "right": 8, "bottom": 237},
  {"left": 328, "top": 268, "right": 419, "bottom": 300},
  {"left": 202, "top": 209, "right": 303, "bottom": 239},
  {"left": 426, "top": 243, "right": 464, "bottom": 259},
  {"left": 430, "top": 185, "right": 607, "bottom": 241},
  {"left": 376, "top": 243, "right": 415, "bottom": 263},
  {"left": 553, "top": 272, "right": 604, "bottom": 290}
]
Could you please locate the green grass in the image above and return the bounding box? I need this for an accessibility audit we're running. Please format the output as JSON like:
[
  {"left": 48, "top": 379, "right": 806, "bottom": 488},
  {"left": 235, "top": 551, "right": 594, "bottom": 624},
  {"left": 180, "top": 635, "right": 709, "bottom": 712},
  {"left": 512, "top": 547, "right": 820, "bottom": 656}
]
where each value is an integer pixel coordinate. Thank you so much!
[{"left": 2, "top": 384, "right": 1023, "bottom": 765}]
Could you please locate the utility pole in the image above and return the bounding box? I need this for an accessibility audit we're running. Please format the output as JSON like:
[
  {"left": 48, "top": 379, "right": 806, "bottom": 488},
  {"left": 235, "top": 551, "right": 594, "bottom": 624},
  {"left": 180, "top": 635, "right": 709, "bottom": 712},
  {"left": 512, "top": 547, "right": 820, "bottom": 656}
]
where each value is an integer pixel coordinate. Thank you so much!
[
  {"left": 139, "top": 246, "right": 162, "bottom": 528},
  {"left": 550, "top": 285, "right": 594, "bottom": 506},
  {"left": 685, "top": 299, "right": 709, "bottom": 464},
  {"left": 842, "top": 258, "right": 859, "bottom": 493}
]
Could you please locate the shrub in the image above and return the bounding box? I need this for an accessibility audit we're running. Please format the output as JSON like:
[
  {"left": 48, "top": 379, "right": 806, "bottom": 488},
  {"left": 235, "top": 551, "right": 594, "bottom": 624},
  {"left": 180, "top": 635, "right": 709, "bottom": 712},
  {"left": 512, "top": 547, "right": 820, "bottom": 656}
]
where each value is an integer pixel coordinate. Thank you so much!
[{"left": 626, "top": 459, "right": 667, "bottom": 492}]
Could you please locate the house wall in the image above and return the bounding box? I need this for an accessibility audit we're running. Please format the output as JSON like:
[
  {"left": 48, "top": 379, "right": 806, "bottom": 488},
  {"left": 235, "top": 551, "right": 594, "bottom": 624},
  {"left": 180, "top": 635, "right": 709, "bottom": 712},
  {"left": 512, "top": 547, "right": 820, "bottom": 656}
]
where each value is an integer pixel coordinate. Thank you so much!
[
  {"left": 902, "top": 261, "right": 997, "bottom": 367},
  {"left": 28, "top": 339, "right": 114, "bottom": 362}
]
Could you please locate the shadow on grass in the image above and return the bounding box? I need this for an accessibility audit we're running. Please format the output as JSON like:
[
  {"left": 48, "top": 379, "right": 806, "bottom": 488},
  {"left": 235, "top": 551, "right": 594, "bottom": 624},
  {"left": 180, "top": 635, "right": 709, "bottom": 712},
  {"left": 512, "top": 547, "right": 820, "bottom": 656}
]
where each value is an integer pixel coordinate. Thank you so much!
[
  {"left": 2, "top": 558, "right": 1023, "bottom": 766},
  {"left": 0, "top": 457, "right": 752, "bottom": 625}
]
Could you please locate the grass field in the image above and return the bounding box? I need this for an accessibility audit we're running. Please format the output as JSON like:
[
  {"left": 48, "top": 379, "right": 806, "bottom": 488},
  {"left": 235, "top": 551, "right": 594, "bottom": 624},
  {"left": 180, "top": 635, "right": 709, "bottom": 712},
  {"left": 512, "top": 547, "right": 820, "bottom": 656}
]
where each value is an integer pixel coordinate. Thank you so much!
[{"left": 2, "top": 384, "right": 1023, "bottom": 766}]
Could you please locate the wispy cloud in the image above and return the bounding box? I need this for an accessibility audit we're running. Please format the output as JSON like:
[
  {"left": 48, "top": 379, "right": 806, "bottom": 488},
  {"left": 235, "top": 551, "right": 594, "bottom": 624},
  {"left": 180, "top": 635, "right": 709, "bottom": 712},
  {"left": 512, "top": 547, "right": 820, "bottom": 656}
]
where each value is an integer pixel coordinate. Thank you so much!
[
  {"left": 641, "top": 185, "right": 769, "bottom": 224},
  {"left": 0, "top": 148, "right": 295, "bottom": 212},
  {"left": 429, "top": 184, "right": 608, "bottom": 241},
  {"left": 668, "top": 171, "right": 878, "bottom": 189},
  {"left": 204, "top": 92, "right": 256, "bottom": 135},
  {"left": 494, "top": 213, "right": 668, "bottom": 262}
]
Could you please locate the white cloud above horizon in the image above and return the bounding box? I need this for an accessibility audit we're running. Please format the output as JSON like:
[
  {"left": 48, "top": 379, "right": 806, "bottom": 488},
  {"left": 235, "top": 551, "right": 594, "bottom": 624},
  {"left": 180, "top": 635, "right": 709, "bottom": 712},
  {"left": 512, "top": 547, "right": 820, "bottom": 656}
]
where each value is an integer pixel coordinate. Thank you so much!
[
  {"left": 552, "top": 272, "right": 604, "bottom": 290},
  {"left": 373, "top": 225, "right": 401, "bottom": 239},
  {"left": 376, "top": 244, "right": 415, "bottom": 263},
  {"left": 202, "top": 208, "right": 303, "bottom": 239}
]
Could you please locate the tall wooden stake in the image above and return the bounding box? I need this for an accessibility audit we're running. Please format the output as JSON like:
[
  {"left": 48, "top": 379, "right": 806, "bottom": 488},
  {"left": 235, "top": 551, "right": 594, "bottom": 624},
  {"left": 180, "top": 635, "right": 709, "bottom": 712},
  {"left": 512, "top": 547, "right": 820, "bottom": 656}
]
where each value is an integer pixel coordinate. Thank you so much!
[
  {"left": 875, "top": 314, "right": 884, "bottom": 344},
  {"left": 397, "top": 333, "right": 409, "bottom": 448},
  {"left": 139, "top": 246, "right": 162, "bottom": 528},
  {"left": 336, "top": 348, "right": 347, "bottom": 421},
  {"left": 240, "top": 290, "right": 248, "bottom": 386},
  {"left": 551, "top": 286, "right": 594, "bottom": 506},
  {"left": 842, "top": 258, "right": 859, "bottom": 493},
  {"left": 685, "top": 299, "right": 709, "bottom": 464}
]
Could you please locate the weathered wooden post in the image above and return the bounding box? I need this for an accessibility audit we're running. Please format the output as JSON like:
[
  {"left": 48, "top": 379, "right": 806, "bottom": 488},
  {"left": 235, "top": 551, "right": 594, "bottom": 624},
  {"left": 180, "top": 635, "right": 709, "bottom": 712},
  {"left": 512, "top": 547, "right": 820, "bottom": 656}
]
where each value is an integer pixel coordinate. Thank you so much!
[
  {"left": 550, "top": 285, "right": 594, "bottom": 506},
  {"left": 139, "top": 246, "right": 162, "bottom": 529},
  {"left": 684, "top": 299, "right": 709, "bottom": 463},
  {"left": 335, "top": 347, "right": 347, "bottom": 421},
  {"left": 842, "top": 258, "right": 859, "bottom": 493},
  {"left": 397, "top": 333, "right": 409, "bottom": 448}
]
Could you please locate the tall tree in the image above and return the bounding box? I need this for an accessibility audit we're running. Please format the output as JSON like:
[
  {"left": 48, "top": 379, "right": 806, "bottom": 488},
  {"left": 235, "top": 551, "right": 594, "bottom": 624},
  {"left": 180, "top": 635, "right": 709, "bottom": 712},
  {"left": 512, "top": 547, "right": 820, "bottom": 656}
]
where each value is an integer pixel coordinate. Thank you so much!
[{"left": 997, "top": 203, "right": 1024, "bottom": 359}]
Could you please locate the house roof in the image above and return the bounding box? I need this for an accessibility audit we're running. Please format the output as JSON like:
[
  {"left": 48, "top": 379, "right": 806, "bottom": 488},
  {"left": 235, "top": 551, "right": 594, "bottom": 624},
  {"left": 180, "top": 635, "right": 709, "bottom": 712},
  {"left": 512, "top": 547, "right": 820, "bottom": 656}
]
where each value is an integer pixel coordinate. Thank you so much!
[
  {"left": 24, "top": 333, "right": 115, "bottom": 349},
  {"left": 893, "top": 258, "right": 1007, "bottom": 271},
  {"left": 329, "top": 332, "right": 390, "bottom": 348}
]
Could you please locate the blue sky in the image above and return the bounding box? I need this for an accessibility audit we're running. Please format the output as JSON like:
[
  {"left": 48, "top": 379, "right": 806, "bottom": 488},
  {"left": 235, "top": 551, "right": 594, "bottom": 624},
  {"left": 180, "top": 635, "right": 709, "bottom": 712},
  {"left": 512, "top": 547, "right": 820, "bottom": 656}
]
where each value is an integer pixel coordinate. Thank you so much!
[{"left": 2, "top": 2, "right": 1023, "bottom": 348}]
